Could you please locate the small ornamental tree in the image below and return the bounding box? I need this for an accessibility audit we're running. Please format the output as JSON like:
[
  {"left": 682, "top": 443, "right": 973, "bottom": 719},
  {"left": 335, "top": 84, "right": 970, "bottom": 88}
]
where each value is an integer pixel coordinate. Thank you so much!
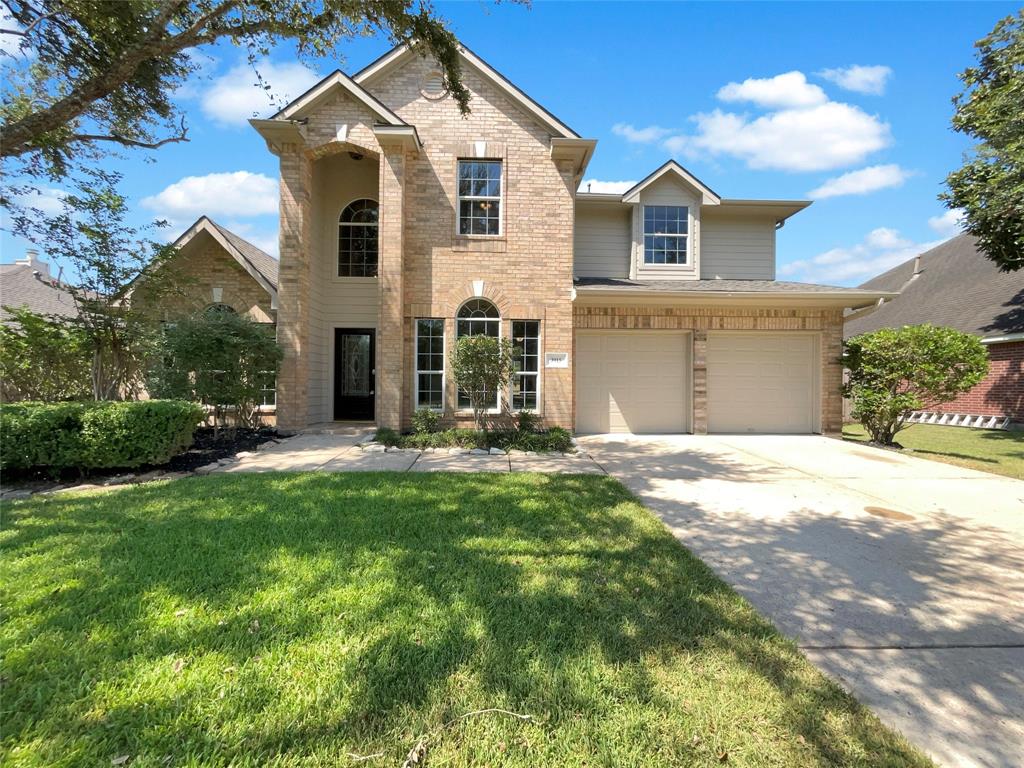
[
  {"left": 0, "top": 307, "right": 92, "bottom": 402},
  {"left": 842, "top": 325, "right": 989, "bottom": 446},
  {"left": 449, "top": 335, "right": 516, "bottom": 430},
  {"left": 149, "top": 311, "right": 282, "bottom": 434}
]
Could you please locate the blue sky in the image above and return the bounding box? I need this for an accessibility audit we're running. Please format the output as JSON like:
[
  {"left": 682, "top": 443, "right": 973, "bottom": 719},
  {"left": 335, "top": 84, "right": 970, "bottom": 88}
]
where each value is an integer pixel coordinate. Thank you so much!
[{"left": 1, "top": 1, "right": 1016, "bottom": 285}]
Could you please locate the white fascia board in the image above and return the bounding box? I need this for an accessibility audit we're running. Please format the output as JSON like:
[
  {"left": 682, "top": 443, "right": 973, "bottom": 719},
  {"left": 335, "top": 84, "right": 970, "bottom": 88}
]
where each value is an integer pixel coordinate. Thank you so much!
[
  {"left": 274, "top": 70, "right": 406, "bottom": 126},
  {"left": 574, "top": 288, "right": 898, "bottom": 309},
  {"left": 621, "top": 160, "right": 721, "bottom": 205},
  {"left": 981, "top": 332, "right": 1024, "bottom": 344}
]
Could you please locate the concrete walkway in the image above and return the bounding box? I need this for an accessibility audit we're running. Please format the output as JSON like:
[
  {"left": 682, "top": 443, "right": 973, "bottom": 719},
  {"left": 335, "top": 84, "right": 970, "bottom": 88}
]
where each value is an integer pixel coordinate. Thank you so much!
[
  {"left": 578, "top": 434, "right": 1024, "bottom": 768},
  {"left": 218, "top": 433, "right": 605, "bottom": 475}
]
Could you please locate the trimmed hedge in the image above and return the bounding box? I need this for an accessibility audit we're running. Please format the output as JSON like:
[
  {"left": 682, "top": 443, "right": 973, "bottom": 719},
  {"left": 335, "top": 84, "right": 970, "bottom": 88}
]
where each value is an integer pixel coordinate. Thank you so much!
[
  {"left": 1, "top": 400, "right": 204, "bottom": 471},
  {"left": 374, "top": 426, "right": 574, "bottom": 453}
]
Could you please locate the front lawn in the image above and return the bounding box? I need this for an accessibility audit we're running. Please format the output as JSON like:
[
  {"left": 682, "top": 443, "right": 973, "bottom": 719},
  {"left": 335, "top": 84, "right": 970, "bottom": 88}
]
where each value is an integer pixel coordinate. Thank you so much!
[
  {"left": 843, "top": 422, "right": 1024, "bottom": 480},
  {"left": 2, "top": 474, "right": 930, "bottom": 767}
]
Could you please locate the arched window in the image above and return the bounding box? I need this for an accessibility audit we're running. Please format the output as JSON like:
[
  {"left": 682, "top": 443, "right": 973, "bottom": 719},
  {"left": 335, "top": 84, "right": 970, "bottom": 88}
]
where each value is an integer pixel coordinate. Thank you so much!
[
  {"left": 204, "top": 303, "right": 236, "bottom": 315},
  {"left": 456, "top": 298, "right": 500, "bottom": 409},
  {"left": 338, "top": 199, "right": 379, "bottom": 277}
]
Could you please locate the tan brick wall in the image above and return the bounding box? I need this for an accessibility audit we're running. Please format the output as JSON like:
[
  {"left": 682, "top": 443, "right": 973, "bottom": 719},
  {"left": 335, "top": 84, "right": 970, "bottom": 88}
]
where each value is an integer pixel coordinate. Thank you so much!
[
  {"left": 574, "top": 304, "right": 845, "bottom": 433},
  {"left": 363, "top": 55, "right": 576, "bottom": 428},
  {"left": 139, "top": 236, "right": 275, "bottom": 323}
]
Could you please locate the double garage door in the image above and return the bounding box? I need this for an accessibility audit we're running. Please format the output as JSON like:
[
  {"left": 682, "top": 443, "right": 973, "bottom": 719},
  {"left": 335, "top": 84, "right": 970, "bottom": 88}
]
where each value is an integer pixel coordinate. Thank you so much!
[{"left": 576, "top": 331, "right": 817, "bottom": 434}]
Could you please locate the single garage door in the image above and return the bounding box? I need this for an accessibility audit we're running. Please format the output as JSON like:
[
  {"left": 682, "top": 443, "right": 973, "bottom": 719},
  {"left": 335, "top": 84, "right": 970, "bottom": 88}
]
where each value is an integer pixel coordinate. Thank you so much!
[
  {"left": 707, "top": 332, "right": 817, "bottom": 434},
  {"left": 576, "top": 331, "right": 689, "bottom": 433}
]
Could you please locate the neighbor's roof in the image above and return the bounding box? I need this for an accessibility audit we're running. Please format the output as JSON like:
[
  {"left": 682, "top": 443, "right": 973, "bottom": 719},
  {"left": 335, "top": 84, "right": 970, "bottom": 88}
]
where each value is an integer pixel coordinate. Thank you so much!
[
  {"left": 844, "top": 234, "right": 1023, "bottom": 340},
  {"left": 574, "top": 277, "right": 894, "bottom": 308},
  {"left": 0, "top": 262, "right": 79, "bottom": 321}
]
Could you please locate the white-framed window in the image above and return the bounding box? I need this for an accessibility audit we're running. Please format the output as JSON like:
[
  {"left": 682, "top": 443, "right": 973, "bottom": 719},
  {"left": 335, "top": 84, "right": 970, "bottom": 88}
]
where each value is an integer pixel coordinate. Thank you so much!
[
  {"left": 455, "top": 298, "right": 500, "bottom": 409},
  {"left": 338, "top": 199, "right": 379, "bottom": 277},
  {"left": 415, "top": 318, "right": 445, "bottom": 410},
  {"left": 511, "top": 320, "right": 540, "bottom": 411},
  {"left": 457, "top": 160, "right": 502, "bottom": 236},
  {"left": 643, "top": 205, "right": 688, "bottom": 264}
]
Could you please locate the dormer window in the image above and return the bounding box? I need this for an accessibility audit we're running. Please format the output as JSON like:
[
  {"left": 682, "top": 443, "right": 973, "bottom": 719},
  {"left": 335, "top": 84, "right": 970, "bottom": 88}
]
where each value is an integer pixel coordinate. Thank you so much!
[
  {"left": 338, "top": 199, "right": 378, "bottom": 277},
  {"left": 457, "top": 160, "right": 502, "bottom": 236},
  {"left": 643, "top": 205, "right": 688, "bottom": 264}
]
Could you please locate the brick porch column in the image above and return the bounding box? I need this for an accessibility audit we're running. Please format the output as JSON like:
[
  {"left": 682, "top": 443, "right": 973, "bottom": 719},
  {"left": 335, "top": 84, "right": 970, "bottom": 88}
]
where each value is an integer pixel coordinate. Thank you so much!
[
  {"left": 376, "top": 145, "right": 407, "bottom": 430},
  {"left": 821, "top": 311, "right": 845, "bottom": 434},
  {"left": 275, "top": 145, "right": 312, "bottom": 431},
  {"left": 692, "top": 330, "right": 708, "bottom": 434}
]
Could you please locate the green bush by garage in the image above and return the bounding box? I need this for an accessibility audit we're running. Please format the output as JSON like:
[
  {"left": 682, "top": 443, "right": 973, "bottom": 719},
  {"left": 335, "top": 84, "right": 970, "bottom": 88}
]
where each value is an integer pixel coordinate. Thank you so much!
[{"left": 0, "top": 400, "right": 204, "bottom": 471}]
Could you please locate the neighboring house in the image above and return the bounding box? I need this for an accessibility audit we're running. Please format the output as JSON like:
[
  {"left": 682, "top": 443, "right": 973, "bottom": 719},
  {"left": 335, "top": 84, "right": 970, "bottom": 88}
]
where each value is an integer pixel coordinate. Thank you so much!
[
  {"left": 249, "top": 42, "right": 892, "bottom": 435},
  {"left": 845, "top": 234, "right": 1023, "bottom": 426},
  {"left": 0, "top": 250, "right": 79, "bottom": 321}
]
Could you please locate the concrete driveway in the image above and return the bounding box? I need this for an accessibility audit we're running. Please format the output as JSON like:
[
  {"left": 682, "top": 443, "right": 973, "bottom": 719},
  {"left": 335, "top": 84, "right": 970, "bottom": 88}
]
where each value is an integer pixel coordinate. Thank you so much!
[{"left": 578, "top": 434, "right": 1024, "bottom": 768}]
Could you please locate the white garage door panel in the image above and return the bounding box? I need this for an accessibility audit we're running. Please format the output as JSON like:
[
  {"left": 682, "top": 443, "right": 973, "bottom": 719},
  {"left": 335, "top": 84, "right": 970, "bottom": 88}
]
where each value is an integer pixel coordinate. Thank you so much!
[
  {"left": 577, "top": 332, "right": 688, "bottom": 434},
  {"left": 707, "top": 333, "right": 816, "bottom": 434}
]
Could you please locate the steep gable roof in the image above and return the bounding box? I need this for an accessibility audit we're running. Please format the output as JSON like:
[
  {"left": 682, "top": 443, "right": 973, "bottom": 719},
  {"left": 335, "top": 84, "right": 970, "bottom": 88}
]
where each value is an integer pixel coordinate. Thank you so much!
[
  {"left": 271, "top": 69, "right": 407, "bottom": 125},
  {"left": 353, "top": 42, "right": 580, "bottom": 138},
  {"left": 845, "top": 234, "right": 1023, "bottom": 340},
  {"left": 171, "top": 217, "right": 279, "bottom": 301},
  {"left": 621, "top": 160, "right": 721, "bottom": 205}
]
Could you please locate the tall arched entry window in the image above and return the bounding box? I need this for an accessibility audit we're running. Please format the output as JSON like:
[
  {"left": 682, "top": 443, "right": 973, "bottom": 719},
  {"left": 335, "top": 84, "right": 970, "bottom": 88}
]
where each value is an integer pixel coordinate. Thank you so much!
[
  {"left": 338, "top": 199, "right": 378, "bottom": 277},
  {"left": 456, "top": 298, "right": 500, "bottom": 409}
]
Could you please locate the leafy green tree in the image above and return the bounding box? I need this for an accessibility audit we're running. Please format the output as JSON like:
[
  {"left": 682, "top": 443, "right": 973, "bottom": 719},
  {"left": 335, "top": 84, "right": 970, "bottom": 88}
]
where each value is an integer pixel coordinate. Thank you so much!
[
  {"left": 842, "top": 325, "right": 989, "bottom": 446},
  {"left": 0, "top": 0, "right": 472, "bottom": 179},
  {"left": 449, "top": 334, "right": 515, "bottom": 431},
  {"left": 150, "top": 310, "right": 282, "bottom": 433},
  {"left": 16, "top": 168, "right": 184, "bottom": 400},
  {"left": 0, "top": 307, "right": 92, "bottom": 402},
  {"left": 942, "top": 10, "right": 1024, "bottom": 271}
]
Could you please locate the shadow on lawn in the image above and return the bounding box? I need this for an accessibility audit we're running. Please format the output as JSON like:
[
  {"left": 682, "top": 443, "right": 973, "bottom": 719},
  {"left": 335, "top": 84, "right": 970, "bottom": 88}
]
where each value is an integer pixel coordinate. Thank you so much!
[{"left": 1, "top": 470, "right": 931, "bottom": 766}]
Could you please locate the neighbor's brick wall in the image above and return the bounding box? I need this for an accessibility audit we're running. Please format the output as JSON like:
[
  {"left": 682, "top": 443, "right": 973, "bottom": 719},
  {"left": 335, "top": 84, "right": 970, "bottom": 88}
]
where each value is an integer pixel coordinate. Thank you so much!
[
  {"left": 139, "top": 237, "right": 275, "bottom": 323},
  {"left": 366, "top": 55, "right": 576, "bottom": 429},
  {"left": 574, "top": 304, "right": 846, "bottom": 434},
  {"left": 931, "top": 341, "right": 1023, "bottom": 420}
]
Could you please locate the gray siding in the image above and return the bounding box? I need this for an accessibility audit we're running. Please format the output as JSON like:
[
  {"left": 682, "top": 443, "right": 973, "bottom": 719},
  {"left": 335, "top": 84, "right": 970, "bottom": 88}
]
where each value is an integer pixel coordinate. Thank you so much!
[
  {"left": 574, "top": 205, "right": 630, "bottom": 278},
  {"left": 700, "top": 215, "right": 776, "bottom": 280}
]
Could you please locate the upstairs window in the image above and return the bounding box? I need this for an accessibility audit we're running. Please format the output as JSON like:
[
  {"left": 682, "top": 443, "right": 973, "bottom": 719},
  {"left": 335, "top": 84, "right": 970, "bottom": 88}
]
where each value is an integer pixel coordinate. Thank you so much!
[
  {"left": 643, "top": 205, "right": 688, "bottom": 264},
  {"left": 457, "top": 160, "right": 501, "bottom": 236},
  {"left": 338, "top": 199, "right": 379, "bottom": 277}
]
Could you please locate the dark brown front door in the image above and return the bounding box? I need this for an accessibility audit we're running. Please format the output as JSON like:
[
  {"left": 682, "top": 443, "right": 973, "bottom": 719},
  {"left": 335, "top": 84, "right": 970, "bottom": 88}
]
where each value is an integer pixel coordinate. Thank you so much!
[{"left": 334, "top": 329, "right": 375, "bottom": 420}]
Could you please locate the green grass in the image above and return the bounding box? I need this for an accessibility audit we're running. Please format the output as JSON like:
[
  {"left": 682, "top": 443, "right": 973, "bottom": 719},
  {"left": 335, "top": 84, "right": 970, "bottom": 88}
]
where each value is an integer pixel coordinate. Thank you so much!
[
  {"left": 843, "top": 423, "right": 1024, "bottom": 480},
  {"left": 2, "top": 473, "right": 931, "bottom": 767}
]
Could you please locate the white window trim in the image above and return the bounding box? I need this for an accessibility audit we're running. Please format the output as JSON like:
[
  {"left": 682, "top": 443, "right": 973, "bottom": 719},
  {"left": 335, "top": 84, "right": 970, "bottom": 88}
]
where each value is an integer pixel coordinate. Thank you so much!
[
  {"left": 511, "top": 320, "right": 542, "bottom": 414},
  {"left": 414, "top": 318, "right": 445, "bottom": 413},
  {"left": 455, "top": 159, "right": 504, "bottom": 239},
  {"left": 642, "top": 204, "right": 690, "bottom": 267},
  {"left": 337, "top": 197, "right": 380, "bottom": 279}
]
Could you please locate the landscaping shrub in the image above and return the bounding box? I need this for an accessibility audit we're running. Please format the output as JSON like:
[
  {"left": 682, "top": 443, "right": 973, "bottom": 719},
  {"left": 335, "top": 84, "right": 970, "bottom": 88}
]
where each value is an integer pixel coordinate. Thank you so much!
[
  {"left": 0, "top": 400, "right": 203, "bottom": 471},
  {"left": 372, "top": 425, "right": 573, "bottom": 452},
  {"left": 0, "top": 307, "right": 92, "bottom": 402},
  {"left": 411, "top": 407, "right": 441, "bottom": 434}
]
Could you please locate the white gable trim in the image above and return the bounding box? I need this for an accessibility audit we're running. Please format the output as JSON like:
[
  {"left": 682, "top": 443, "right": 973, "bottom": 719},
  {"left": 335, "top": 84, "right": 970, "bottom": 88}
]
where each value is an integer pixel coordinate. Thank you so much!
[
  {"left": 354, "top": 43, "right": 580, "bottom": 139},
  {"left": 273, "top": 70, "right": 407, "bottom": 125},
  {"left": 173, "top": 218, "right": 279, "bottom": 309},
  {"left": 621, "top": 160, "right": 721, "bottom": 206}
]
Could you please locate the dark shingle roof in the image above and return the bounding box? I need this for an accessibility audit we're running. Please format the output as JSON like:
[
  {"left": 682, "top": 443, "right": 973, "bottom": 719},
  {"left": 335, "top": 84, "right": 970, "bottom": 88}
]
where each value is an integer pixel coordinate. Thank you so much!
[
  {"left": 0, "top": 263, "right": 79, "bottom": 321},
  {"left": 574, "top": 277, "right": 885, "bottom": 294},
  {"left": 207, "top": 220, "right": 278, "bottom": 289},
  {"left": 844, "top": 234, "right": 1024, "bottom": 339}
]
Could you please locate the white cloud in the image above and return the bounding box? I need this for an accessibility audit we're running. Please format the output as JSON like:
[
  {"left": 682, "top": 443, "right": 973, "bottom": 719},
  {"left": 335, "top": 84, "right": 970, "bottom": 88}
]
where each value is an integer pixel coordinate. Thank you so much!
[
  {"left": 808, "top": 164, "right": 913, "bottom": 199},
  {"left": 716, "top": 71, "right": 827, "bottom": 109},
  {"left": 141, "top": 171, "right": 278, "bottom": 220},
  {"left": 819, "top": 65, "right": 892, "bottom": 95},
  {"left": 15, "top": 187, "right": 67, "bottom": 214},
  {"left": 219, "top": 220, "right": 279, "bottom": 258},
  {"left": 779, "top": 226, "right": 942, "bottom": 285},
  {"left": 671, "top": 102, "right": 891, "bottom": 172},
  {"left": 0, "top": 3, "right": 30, "bottom": 58},
  {"left": 928, "top": 209, "right": 965, "bottom": 238},
  {"left": 200, "top": 59, "right": 319, "bottom": 127},
  {"left": 579, "top": 179, "right": 636, "bottom": 194},
  {"left": 612, "top": 123, "right": 671, "bottom": 143}
]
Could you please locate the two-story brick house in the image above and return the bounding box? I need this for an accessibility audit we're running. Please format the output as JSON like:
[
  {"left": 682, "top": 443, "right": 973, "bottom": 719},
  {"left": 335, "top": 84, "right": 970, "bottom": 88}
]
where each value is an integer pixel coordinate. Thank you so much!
[{"left": 251, "top": 43, "right": 892, "bottom": 435}]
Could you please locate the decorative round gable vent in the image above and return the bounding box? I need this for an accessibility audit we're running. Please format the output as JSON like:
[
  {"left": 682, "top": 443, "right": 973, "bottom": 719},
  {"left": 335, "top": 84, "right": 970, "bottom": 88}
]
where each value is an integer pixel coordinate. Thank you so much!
[{"left": 420, "top": 70, "right": 448, "bottom": 100}]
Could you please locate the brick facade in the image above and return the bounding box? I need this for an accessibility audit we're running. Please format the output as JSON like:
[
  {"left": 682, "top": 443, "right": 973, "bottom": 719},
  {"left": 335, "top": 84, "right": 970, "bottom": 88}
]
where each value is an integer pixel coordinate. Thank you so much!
[
  {"left": 931, "top": 341, "right": 1023, "bottom": 420},
  {"left": 574, "top": 304, "right": 846, "bottom": 433}
]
